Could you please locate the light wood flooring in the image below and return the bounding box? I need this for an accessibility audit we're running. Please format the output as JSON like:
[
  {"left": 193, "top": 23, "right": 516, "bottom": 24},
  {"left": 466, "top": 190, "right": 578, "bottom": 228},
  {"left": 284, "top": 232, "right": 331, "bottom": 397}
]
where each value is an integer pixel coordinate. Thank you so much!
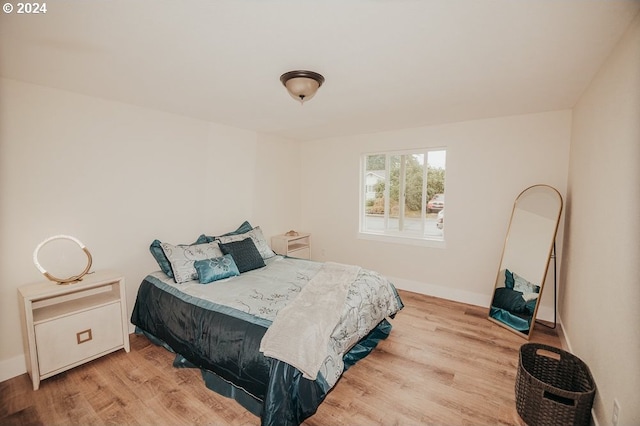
[{"left": 1, "top": 290, "right": 561, "bottom": 425}]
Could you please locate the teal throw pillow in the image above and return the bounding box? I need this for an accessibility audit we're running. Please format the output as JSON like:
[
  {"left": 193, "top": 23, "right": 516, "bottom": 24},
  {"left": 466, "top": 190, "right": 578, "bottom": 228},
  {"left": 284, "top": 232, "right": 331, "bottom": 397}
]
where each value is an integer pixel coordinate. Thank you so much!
[
  {"left": 505, "top": 269, "right": 515, "bottom": 289},
  {"left": 194, "top": 254, "right": 240, "bottom": 284},
  {"left": 195, "top": 234, "right": 215, "bottom": 244},
  {"left": 221, "top": 220, "right": 253, "bottom": 236},
  {"left": 199, "top": 220, "right": 253, "bottom": 242},
  {"left": 150, "top": 239, "right": 174, "bottom": 277}
]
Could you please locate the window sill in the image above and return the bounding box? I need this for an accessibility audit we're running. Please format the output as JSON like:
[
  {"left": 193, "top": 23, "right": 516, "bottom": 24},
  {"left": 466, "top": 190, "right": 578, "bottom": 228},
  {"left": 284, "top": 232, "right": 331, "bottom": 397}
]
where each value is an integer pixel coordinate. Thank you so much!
[{"left": 357, "top": 231, "right": 446, "bottom": 248}]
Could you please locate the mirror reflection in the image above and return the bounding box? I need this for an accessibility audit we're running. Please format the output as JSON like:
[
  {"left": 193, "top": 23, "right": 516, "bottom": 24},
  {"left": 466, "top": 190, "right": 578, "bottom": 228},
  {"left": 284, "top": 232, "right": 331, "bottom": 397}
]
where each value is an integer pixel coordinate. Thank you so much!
[{"left": 488, "top": 185, "right": 563, "bottom": 338}]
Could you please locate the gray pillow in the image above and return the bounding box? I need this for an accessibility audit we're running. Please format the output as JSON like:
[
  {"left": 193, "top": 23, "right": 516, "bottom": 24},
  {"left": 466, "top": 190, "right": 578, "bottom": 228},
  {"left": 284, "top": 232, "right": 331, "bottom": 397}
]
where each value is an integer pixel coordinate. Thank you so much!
[
  {"left": 160, "top": 241, "right": 224, "bottom": 284},
  {"left": 513, "top": 272, "right": 540, "bottom": 294}
]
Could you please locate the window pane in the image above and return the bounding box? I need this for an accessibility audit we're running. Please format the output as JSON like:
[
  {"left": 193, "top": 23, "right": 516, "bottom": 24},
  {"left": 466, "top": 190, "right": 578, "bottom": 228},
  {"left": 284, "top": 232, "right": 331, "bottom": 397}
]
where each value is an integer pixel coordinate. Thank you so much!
[
  {"left": 426, "top": 150, "right": 446, "bottom": 238},
  {"left": 388, "top": 155, "right": 401, "bottom": 231},
  {"left": 361, "top": 149, "right": 446, "bottom": 242},
  {"left": 364, "top": 155, "right": 386, "bottom": 232},
  {"left": 427, "top": 150, "right": 446, "bottom": 200},
  {"left": 403, "top": 153, "right": 424, "bottom": 234}
]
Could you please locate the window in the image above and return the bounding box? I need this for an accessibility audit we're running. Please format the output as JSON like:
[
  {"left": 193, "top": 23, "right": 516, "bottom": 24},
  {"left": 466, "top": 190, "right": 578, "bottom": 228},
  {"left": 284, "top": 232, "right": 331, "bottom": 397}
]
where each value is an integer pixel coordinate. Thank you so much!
[{"left": 360, "top": 149, "right": 446, "bottom": 244}]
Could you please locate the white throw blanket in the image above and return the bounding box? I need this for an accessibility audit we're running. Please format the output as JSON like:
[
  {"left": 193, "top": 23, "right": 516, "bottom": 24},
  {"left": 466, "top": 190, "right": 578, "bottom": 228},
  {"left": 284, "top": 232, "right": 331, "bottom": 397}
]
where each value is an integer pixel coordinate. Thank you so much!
[{"left": 259, "top": 261, "right": 361, "bottom": 380}]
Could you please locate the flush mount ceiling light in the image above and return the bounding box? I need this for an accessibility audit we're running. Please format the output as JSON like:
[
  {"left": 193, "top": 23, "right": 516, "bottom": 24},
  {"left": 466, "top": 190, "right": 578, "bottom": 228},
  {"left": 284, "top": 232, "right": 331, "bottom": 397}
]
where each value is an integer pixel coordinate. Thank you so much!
[{"left": 280, "top": 70, "right": 325, "bottom": 105}]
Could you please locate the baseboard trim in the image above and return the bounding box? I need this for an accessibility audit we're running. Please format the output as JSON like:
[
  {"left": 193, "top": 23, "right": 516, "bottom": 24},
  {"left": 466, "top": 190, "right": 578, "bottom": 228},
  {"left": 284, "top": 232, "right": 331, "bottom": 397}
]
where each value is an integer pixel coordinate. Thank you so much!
[{"left": 0, "top": 354, "right": 26, "bottom": 383}]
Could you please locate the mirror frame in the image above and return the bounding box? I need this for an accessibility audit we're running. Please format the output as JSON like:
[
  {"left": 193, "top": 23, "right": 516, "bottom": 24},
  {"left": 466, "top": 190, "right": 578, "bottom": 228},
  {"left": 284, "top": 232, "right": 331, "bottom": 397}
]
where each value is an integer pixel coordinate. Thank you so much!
[{"left": 488, "top": 184, "right": 563, "bottom": 339}]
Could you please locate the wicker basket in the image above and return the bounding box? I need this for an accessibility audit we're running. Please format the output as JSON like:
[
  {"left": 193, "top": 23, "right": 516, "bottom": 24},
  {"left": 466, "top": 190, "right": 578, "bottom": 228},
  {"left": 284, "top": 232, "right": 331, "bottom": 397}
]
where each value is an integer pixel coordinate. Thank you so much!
[{"left": 515, "top": 343, "right": 595, "bottom": 426}]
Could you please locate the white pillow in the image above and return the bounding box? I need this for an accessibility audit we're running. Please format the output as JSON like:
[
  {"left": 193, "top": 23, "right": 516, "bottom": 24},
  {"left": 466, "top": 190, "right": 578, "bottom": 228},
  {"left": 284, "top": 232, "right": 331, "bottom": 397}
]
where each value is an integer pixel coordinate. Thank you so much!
[
  {"left": 513, "top": 272, "right": 540, "bottom": 294},
  {"left": 160, "top": 241, "right": 223, "bottom": 284}
]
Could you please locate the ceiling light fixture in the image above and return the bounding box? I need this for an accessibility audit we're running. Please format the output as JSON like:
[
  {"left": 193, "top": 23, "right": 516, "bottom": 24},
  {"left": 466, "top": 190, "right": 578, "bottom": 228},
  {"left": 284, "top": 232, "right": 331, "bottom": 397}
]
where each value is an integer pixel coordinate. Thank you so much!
[{"left": 280, "top": 70, "right": 325, "bottom": 105}]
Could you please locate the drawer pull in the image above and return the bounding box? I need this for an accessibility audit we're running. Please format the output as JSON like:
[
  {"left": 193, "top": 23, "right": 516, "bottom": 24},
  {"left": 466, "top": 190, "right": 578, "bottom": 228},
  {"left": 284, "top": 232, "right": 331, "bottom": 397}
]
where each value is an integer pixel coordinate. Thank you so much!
[{"left": 76, "top": 329, "right": 93, "bottom": 344}]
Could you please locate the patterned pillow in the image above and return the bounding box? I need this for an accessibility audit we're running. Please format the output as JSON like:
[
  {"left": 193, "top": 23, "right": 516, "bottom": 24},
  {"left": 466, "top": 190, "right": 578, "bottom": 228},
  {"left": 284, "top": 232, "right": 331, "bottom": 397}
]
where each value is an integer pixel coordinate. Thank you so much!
[
  {"left": 513, "top": 272, "right": 540, "bottom": 294},
  {"left": 217, "top": 226, "right": 276, "bottom": 260},
  {"left": 194, "top": 254, "right": 240, "bottom": 284},
  {"left": 218, "top": 238, "right": 266, "bottom": 273},
  {"left": 150, "top": 237, "right": 203, "bottom": 278},
  {"left": 160, "top": 241, "right": 224, "bottom": 284}
]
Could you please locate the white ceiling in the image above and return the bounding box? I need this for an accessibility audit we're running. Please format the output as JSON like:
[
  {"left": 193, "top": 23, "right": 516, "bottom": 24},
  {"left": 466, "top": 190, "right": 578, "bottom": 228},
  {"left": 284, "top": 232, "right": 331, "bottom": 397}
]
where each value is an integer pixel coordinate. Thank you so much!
[{"left": 1, "top": 0, "right": 638, "bottom": 141}]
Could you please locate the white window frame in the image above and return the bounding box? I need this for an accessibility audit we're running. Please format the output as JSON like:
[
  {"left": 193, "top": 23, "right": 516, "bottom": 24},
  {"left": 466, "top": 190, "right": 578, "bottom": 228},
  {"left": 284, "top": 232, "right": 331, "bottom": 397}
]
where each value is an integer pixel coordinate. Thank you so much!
[{"left": 358, "top": 148, "right": 446, "bottom": 248}]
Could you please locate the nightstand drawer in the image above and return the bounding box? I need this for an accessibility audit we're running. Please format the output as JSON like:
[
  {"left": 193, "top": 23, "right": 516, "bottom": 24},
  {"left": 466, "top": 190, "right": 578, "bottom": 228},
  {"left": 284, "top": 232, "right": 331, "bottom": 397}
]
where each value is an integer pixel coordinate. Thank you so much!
[{"left": 34, "top": 302, "right": 124, "bottom": 375}]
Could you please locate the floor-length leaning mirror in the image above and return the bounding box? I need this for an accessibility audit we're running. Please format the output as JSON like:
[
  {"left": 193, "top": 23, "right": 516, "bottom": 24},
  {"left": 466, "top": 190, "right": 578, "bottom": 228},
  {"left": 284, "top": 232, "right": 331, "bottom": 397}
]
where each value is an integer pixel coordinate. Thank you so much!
[{"left": 488, "top": 184, "right": 563, "bottom": 339}]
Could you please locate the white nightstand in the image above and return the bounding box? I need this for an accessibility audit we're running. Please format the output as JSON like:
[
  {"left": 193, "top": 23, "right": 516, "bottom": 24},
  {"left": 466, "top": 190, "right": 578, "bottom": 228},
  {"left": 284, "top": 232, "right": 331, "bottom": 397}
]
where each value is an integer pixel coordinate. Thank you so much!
[
  {"left": 18, "top": 270, "right": 130, "bottom": 390},
  {"left": 271, "top": 233, "right": 311, "bottom": 259}
]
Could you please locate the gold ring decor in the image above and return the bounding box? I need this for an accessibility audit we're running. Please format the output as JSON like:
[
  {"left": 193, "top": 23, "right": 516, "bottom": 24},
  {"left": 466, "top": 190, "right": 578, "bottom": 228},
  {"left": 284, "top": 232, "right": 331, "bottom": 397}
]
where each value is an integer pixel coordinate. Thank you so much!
[{"left": 33, "top": 235, "right": 93, "bottom": 284}]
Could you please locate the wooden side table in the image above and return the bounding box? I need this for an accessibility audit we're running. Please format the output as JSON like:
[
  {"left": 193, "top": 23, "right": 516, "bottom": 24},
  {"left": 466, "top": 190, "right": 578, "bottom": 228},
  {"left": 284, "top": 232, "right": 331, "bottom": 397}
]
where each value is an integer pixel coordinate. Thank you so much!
[
  {"left": 18, "top": 270, "right": 130, "bottom": 390},
  {"left": 271, "top": 233, "right": 311, "bottom": 259}
]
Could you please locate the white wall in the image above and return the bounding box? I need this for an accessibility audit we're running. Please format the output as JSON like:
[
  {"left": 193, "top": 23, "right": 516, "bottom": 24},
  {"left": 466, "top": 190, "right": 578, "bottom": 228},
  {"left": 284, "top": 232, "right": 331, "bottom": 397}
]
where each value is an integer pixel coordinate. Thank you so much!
[
  {"left": 0, "top": 78, "right": 300, "bottom": 380},
  {"left": 561, "top": 12, "right": 640, "bottom": 426},
  {"left": 253, "top": 134, "right": 302, "bottom": 234},
  {"left": 299, "top": 110, "right": 571, "bottom": 313}
]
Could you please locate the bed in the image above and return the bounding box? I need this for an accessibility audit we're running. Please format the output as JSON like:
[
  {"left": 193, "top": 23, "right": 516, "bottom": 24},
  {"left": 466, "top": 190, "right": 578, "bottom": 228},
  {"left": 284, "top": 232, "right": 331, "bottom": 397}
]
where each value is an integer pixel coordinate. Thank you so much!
[
  {"left": 130, "top": 223, "right": 403, "bottom": 426},
  {"left": 489, "top": 269, "right": 539, "bottom": 334}
]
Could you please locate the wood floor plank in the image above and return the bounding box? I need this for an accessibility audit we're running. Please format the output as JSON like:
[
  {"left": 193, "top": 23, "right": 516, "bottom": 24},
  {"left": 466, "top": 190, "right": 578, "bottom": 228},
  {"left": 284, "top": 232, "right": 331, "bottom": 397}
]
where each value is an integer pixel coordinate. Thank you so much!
[
  {"left": 0, "top": 375, "right": 32, "bottom": 418},
  {"left": 1, "top": 290, "right": 561, "bottom": 425},
  {"left": 1, "top": 406, "right": 42, "bottom": 426}
]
